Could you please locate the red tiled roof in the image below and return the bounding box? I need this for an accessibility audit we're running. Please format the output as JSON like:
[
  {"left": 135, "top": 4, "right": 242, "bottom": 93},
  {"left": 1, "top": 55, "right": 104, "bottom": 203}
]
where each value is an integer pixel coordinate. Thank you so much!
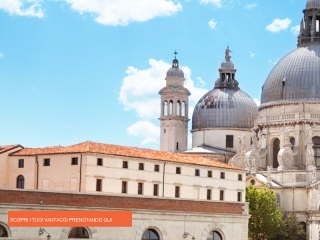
[
  {"left": 0, "top": 145, "right": 21, "bottom": 154},
  {"left": 10, "top": 142, "right": 242, "bottom": 170}
]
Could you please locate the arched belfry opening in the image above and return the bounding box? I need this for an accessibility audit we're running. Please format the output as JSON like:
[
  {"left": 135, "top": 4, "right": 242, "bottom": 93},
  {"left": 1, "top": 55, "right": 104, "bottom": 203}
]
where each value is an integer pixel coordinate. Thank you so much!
[
  {"left": 273, "top": 138, "right": 280, "bottom": 168},
  {"left": 313, "top": 137, "right": 320, "bottom": 166}
]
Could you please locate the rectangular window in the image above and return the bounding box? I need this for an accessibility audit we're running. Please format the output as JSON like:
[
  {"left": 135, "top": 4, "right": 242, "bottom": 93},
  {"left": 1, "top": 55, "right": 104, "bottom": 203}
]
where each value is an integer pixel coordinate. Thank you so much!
[
  {"left": 238, "top": 174, "right": 242, "bottom": 181},
  {"left": 97, "top": 158, "right": 103, "bottom": 166},
  {"left": 207, "top": 189, "right": 212, "bottom": 200},
  {"left": 18, "top": 159, "right": 24, "bottom": 168},
  {"left": 175, "top": 186, "right": 180, "bottom": 198},
  {"left": 164, "top": 129, "right": 166, "bottom": 133},
  {"left": 176, "top": 142, "right": 179, "bottom": 150},
  {"left": 153, "top": 184, "right": 159, "bottom": 196},
  {"left": 44, "top": 158, "right": 50, "bottom": 166},
  {"left": 176, "top": 167, "right": 181, "bottom": 174},
  {"left": 238, "top": 192, "right": 242, "bottom": 202},
  {"left": 208, "top": 171, "right": 212, "bottom": 178},
  {"left": 139, "top": 163, "right": 144, "bottom": 170},
  {"left": 96, "top": 179, "right": 102, "bottom": 192},
  {"left": 195, "top": 169, "right": 200, "bottom": 176},
  {"left": 122, "top": 181, "right": 127, "bottom": 194},
  {"left": 154, "top": 165, "right": 159, "bottom": 172},
  {"left": 138, "top": 183, "right": 143, "bottom": 195},
  {"left": 71, "top": 157, "right": 78, "bottom": 165},
  {"left": 220, "top": 172, "right": 225, "bottom": 179},
  {"left": 226, "top": 135, "right": 234, "bottom": 148},
  {"left": 220, "top": 190, "right": 224, "bottom": 201},
  {"left": 123, "top": 161, "right": 128, "bottom": 169}
]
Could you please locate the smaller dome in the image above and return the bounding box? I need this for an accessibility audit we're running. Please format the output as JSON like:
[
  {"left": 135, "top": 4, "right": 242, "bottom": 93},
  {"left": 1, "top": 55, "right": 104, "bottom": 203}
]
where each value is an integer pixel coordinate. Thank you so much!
[
  {"left": 221, "top": 60, "right": 234, "bottom": 69},
  {"left": 166, "top": 67, "right": 184, "bottom": 78},
  {"left": 166, "top": 59, "right": 184, "bottom": 78},
  {"left": 306, "top": 0, "right": 320, "bottom": 9}
]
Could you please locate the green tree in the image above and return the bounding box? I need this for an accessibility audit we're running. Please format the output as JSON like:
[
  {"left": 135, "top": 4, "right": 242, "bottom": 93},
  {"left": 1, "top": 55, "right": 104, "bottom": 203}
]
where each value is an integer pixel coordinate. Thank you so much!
[
  {"left": 275, "top": 211, "right": 306, "bottom": 240},
  {"left": 246, "top": 185, "right": 282, "bottom": 240}
]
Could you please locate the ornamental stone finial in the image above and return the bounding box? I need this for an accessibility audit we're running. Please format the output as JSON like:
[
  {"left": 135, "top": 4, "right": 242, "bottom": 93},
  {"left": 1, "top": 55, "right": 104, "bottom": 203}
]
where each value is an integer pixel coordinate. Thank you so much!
[
  {"left": 267, "top": 166, "right": 272, "bottom": 184},
  {"left": 225, "top": 46, "right": 232, "bottom": 61}
]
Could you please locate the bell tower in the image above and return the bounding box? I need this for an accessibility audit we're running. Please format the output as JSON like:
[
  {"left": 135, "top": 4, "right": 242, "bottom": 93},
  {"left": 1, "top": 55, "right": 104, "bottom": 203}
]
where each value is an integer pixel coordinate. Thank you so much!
[{"left": 159, "top": 52, "right": 191, "bottom": 152}]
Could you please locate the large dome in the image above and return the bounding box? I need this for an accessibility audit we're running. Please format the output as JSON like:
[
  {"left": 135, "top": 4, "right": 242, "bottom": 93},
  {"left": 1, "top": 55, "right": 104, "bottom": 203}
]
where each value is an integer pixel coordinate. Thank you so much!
[
  {"left": 306, "top": 0, "right": 320, "bottom": 9},
  {"left": 261, "top": 45, "right": 320, "bottom": 104},
  {"left": 192, "top": 88, "right": 258, "bottom": 130}
]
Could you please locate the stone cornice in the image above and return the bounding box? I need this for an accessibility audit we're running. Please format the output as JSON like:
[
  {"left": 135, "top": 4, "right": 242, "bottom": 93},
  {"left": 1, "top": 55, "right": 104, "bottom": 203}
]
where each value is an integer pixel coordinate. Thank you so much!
[
  {"left": 191, "top": 127, "right": 252, "bottom": 133},
  {"left": 259, "top": 100, "right": 320, "bottom": 111}
]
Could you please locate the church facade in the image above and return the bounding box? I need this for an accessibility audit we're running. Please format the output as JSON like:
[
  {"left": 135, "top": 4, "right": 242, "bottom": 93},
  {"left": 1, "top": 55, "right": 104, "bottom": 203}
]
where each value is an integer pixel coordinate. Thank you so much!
[{"left": 158, "top": 0, "right": 320, "bottom": 239}]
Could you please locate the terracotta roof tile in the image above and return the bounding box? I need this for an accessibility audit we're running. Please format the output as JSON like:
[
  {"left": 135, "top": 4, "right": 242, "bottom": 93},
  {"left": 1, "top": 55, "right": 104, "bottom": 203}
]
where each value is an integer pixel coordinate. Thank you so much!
[
  {"left": 0, "top": 145, "right": 21, "bottom": 154},
  {"left": 11, "top": 142, "right": 242, "bottom": 170}
]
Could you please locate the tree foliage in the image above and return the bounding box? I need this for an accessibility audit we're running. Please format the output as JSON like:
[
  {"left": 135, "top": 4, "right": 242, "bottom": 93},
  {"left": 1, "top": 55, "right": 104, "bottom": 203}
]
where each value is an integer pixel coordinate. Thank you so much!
[
  {"left": 246, "top": 185, "right": 306, "bottom": 240},
  {"left": 246, "top": 185, "right": 282, "bottom": 240},
  {"left": 275, "top": 211, "right": 306, "bottom": 240}
]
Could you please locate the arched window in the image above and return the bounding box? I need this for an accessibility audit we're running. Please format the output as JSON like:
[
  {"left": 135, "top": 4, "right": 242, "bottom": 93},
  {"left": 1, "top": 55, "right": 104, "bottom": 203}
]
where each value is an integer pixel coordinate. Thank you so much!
[
  {"left": 163, "top": 101, "right": 168, "bottom": 116},
  {"left": 177, "top": 101, "right": 181, "bottom": 115},
  {"left": 169, "top": 101, "right": 173, "bottom": 115},
  {"left": 313, "top": 137, "right": 320, "bottom": 166},
  {"left": 273, "top": 139, "right": 280, "bottom": 168},
  {"left": 182, "top": 101, "right": 186, "bottom": 116},
  {"left": 207, "top": 231, "right": 223, "bottom": 240},
  {"left": 299, "top": 222, "right": 306, "bottom": 233},
  {"left": 68, "top": 227, "right": 89, "bottom": 239},
  {"left": 290, "top": 137, "right": 295, "bottom": 150},
  {"left": 0, "top": 225, "right": 8, "bottom": 237},
  {"left": 141, "top": 229, "right": 159, "bottom": 240},
  {"left": 17, "top": 175, "right": 24, "bottom": 189}
]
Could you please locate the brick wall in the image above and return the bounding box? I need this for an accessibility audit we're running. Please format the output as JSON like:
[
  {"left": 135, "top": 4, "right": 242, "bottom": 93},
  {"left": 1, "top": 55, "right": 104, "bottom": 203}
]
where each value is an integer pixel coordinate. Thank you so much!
[{"left": 0, "top": 189, "right": 244, "bottom": 214}]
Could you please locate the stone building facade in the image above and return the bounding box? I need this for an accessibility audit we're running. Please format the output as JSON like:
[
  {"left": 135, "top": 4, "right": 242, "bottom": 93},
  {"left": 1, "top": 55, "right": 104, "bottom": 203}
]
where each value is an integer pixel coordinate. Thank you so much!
[{"left": 0, "top": 142, "right": 249, "bottom": 240}]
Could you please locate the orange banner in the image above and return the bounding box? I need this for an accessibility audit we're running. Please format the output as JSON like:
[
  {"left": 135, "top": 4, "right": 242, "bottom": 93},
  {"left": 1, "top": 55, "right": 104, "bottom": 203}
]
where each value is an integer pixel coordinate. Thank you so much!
[{"left": 8, "top": 211, "right": 132, "bottom": 227}]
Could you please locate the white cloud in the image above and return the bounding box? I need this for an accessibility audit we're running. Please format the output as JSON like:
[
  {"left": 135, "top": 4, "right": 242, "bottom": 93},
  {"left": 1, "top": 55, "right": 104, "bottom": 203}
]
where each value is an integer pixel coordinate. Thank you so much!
[
  {"left": 63, "top": 0, "right": 182, "bottom": 26},
  {"left": 253, "top": 98, "right": 260, "bottom": 106},
  {"left": 120, "top": 59, "right": 208, "bottom": 144},
  {"left": 208, "top": 19, "right": 218, "bottom": 30},
  {"left": 119, "top": 59, "right": 208, "bottom": 120},
  {"left": 127, "top": 121, "right": 159, "bottom": 144},
  {"left": 244, "top": 3, "right": 257, "bottom": 9},
  {"left": 269, "top": 59, "right": 279, "bottom": 65},
  {"left": 0, "top": 53, "right": 3, "bottom": 58},
  {"left": 197, "top": 77, "right": 206, "bottom": 87},
  {"left": 0, "top": 0, "right": 44, "bottom": 18},
  {"left": 200, "top": 0, "right": 222, "bottom": 8},
  {"left": 266, "top": 18, "right": 292, "bottom": 33},
  {"left": 291, "top": 25, "right": 300, "bottom": 36},
  {"left": 250, "top": 51, "right": 257, "bottom": 58}
]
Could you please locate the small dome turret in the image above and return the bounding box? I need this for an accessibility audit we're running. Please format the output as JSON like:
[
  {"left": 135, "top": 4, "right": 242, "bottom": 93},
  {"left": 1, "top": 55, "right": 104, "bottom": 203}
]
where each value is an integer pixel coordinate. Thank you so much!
[
  {"left": 166, "top": 59, "right": 184, "bottom": 78},
  {"left": 165, "top": 51, "right": 185, "bottom": 88}
]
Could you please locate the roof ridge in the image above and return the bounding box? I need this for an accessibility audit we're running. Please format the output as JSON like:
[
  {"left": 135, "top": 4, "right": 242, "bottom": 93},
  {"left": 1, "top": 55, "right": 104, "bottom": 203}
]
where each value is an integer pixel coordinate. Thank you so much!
[{"left": 10, "top": 141, "right": 242, "bottom": 170}]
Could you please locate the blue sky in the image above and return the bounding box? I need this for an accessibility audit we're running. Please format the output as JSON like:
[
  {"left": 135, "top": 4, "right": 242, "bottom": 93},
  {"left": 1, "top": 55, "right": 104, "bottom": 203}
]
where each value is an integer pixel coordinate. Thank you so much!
[{"left": 0, "top": 0, "right": 306, "bottom": 149}]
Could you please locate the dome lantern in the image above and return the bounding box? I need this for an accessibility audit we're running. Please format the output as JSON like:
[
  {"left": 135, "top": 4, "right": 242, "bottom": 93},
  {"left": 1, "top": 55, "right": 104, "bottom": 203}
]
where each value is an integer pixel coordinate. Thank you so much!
[
  {"left": 298, "top": 0, "right": 320, "bottom": 47},
  {"left": 215, "top": 47, "right": 239, "bottom": 90}
]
